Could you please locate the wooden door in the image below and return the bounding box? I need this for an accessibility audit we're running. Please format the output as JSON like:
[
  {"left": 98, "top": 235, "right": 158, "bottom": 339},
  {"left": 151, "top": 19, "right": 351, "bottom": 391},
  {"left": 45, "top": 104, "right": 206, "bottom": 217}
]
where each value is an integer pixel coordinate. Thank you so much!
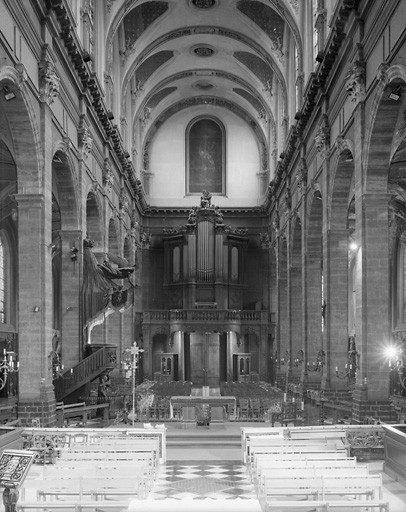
[{"left": 189, "top": 333, "right": 220, "bottom": 386}]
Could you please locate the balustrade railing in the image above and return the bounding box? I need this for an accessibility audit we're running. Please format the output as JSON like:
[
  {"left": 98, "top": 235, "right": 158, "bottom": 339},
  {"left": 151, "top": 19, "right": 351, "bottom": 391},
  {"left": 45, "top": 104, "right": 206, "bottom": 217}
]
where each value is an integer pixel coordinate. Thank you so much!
[{"left": 144, "top": 309, "right": 268, "bottom": 323}]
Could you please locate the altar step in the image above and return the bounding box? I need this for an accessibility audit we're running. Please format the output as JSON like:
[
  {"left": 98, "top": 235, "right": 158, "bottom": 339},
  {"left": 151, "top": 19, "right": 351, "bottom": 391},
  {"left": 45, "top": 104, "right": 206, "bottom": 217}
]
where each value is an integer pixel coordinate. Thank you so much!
[{"left": 166, "top": 430, "right": 241, "bottom": 461}]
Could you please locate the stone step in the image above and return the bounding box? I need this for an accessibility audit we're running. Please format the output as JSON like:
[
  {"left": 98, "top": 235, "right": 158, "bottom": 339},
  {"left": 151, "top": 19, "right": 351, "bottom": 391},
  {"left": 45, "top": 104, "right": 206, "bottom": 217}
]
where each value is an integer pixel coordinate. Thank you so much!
[{"left": 166, "top": 429, "right": 241, "bottom": 461}]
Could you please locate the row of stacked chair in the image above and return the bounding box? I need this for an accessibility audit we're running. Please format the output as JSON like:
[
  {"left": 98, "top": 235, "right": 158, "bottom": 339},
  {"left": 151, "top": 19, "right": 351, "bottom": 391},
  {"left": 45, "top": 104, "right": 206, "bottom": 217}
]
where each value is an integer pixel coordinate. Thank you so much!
[
  {"left": 241, "top": 425, "right": 389, "bottom": 511},
  {"left": 16, "top": 427, "right": 165, "bottom": 511}
]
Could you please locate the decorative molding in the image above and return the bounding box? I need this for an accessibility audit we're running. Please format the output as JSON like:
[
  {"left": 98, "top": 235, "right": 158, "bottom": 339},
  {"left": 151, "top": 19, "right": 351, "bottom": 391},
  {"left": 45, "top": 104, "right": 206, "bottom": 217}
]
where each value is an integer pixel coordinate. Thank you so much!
[
  {"left": 141, "top": 106, "right": 152, "bottom": 126},
  {"left": 141, "top": 232, "right": 152, "bottom": 249},
  {"left": 315, "top": 114, "right": 330, "bottom": 157}
]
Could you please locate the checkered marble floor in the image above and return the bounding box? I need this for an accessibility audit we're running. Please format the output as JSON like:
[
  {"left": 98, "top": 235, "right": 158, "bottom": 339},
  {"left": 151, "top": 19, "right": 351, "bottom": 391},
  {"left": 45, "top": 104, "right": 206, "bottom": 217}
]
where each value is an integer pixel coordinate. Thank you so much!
[{"left": 151, "top": 462, "right": 258, "bottom": 501}]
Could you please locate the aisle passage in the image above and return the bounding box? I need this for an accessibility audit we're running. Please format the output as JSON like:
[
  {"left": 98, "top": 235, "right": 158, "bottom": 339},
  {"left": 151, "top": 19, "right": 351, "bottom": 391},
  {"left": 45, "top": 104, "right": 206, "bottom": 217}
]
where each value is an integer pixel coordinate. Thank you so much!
[{"left": 150, "top": 462, "right": 258, "bottom": 501}]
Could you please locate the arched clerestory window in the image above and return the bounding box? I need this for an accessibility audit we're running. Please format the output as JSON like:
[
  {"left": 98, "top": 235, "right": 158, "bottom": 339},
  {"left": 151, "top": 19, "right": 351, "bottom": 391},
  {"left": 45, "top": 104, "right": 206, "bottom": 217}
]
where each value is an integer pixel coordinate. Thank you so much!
[{"left": 186, "top": 117, "right": 226, "bottom": 195}]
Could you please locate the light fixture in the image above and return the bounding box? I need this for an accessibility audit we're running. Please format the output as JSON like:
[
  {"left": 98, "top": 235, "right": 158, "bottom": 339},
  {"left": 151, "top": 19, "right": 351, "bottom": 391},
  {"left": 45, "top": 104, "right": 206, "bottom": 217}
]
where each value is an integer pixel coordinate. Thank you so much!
[
  {"left": 33, "top": 306, "right": 40, "bottom": 313},
  {"left": 389, "top": 86, "right": 402, "bottom": 101},
  {"left": 0, "top": 350, "right": 19, "bottom": 390},
  {"left": 4, "top": 87, "right": 16, "bottom": 101},
  {"left": 349, "top": 241, "right": 358, "bottom": 251}
]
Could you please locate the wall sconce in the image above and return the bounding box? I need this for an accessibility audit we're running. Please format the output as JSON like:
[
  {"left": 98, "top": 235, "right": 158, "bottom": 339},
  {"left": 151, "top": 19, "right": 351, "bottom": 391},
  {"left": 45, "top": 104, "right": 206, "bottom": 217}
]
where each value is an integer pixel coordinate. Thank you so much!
[
  {"left": 3, "top": 86, "right": 16, "bottom": 101},
  {"left": 307, "top": 349, "right": 325, "bottom": 372},
  {"left": 335, "top": 336, "right": 359, "bottom": 384},
  {"left": 294, "top": 349, "right": 304, "bottom": 366},
  {"left": 33, "top": 305, "right": 40, "bottom": 313},
  {"left": 389, "top": 85, "right": 402, "bottom": 101}
]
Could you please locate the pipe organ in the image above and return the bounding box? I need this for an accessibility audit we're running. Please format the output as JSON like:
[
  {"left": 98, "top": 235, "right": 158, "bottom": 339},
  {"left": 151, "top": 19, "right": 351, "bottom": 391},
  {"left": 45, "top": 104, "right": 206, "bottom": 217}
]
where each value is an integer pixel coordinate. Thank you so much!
[{"left": 163, "top": 195, "right": 248, "bottom": 309}]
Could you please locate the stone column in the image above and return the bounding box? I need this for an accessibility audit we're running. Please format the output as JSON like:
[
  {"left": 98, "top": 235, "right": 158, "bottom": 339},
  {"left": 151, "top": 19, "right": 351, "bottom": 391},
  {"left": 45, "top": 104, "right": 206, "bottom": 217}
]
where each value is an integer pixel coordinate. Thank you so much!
[
  {"left": 353, "top": 192, "right": 392, "bottom": 420},
  {"left": 60, "top": 230, "right": 82, "bottom": 369},
  {"left": 15, "top": 194, "right": 56, "bottom": 426},
  {"left": 326, "top": 229, "right": 350, "bottom": 390}
]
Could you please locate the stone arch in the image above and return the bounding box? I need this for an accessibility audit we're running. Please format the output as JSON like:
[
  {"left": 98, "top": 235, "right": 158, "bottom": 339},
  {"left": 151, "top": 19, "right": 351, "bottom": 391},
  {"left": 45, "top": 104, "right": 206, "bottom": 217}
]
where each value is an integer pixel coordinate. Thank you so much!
[
  {"left": 85, "top": 191, "right": 103, "bottom": 251},
  {"left": 108, "top": 216, "right": 120, "bottom": 254},
  {"left": 51, "top": 147, "right": 79, "bottom": 229},
  {"left": 0, "top": 64, "right": 42, "bottom": 191},
  {"left": 364, "top": 64, "right": 406, "bottom": 191},
  {"left": 330, "top": 138, "right": 355, "bottom": 230}
]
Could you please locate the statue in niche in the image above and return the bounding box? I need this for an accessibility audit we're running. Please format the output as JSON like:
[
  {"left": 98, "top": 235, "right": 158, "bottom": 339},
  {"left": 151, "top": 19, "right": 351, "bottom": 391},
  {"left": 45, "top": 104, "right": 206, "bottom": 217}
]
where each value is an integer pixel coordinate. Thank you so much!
[{"left": 200, "top": 190, "right": 212, "bottom": 208}]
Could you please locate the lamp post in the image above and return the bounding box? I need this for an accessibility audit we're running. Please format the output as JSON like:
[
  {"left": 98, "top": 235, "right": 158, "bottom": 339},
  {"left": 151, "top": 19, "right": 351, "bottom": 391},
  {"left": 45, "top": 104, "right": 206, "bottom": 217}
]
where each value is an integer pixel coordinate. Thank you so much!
[{"left": 122, "top": 341, "right": 144, "bottom": 426}]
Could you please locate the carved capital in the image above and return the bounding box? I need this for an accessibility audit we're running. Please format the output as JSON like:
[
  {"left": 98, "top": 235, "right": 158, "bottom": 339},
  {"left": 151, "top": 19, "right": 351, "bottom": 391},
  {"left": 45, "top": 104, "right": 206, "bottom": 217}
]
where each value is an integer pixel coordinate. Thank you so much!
[
  {"left": 345, "top": 59, "right": 366, "bottom": 104},
  {"left": 260, "top": 232, "right": 271, "bottom": 249},
  {"left": 141, "top": 106, "right": 152, "bottom": 126},
  {"left": 60, "top": 135, "right": 72, "bottom": 154},
  {"left": 103, "top": 159, "right": 114, "bottom": 192},
  {"left": 39, "top": 60, "right": 60, "bottom": 105},
  {"left": 14, "top": 63, "right": 27, "bottom": 88},
  {"left": 119, "top": 188, "right": 129, "bottom": 211},
  {"left": 377, "top": 63, "right": 390, "bottom": 86},
  {"left": 296, "top": 159, "right": 308, "bottom": 193},
  {"left": 289, "top": 0, "right": 299, "bottom": 13},
  {"left": 78, "top": 116, "right": 93, "bottom": 159},
  {"left": 272, "top": 211, "right": 280, "bottom": 234},
  {"left": 315, "top": 114, "right": 330, "bottom": 157}
]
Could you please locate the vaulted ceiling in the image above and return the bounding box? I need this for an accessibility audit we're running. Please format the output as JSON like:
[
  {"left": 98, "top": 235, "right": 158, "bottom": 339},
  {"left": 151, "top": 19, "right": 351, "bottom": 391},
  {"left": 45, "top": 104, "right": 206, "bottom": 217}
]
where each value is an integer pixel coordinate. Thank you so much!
[{"left": 105, "top": 0, "right": 302, "bottom": 152}]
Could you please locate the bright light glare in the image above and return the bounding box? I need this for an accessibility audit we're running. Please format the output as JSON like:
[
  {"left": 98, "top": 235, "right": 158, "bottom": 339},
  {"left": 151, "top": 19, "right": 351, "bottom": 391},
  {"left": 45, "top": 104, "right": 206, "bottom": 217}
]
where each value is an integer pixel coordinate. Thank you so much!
[
  {"left": 349, "top": 241, "right": 358, "bottom": 251},
  {"left": 385, "top": 346, "right": 398, "bottom": 359}
]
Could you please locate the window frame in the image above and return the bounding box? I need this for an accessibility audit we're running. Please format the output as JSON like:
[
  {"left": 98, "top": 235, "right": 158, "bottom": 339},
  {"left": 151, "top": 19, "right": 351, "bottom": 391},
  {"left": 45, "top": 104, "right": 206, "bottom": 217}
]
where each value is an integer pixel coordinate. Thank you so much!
[{"left": 185, "top": 115, "right": 226, "bottom": 196}]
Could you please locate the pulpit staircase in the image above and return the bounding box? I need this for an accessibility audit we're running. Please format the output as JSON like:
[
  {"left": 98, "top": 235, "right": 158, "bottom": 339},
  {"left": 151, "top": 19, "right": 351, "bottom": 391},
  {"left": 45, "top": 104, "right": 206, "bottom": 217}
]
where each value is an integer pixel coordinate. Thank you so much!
[{"left": 53, "top": 345, "right": 117, "bottom": 402}]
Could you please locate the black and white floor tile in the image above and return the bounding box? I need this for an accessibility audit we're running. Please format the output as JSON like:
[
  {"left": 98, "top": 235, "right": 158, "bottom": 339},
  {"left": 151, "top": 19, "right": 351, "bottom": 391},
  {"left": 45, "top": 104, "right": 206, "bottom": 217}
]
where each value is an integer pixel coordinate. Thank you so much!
[{"left": 151, "top": 462, "right": 258, "bottom": 501}]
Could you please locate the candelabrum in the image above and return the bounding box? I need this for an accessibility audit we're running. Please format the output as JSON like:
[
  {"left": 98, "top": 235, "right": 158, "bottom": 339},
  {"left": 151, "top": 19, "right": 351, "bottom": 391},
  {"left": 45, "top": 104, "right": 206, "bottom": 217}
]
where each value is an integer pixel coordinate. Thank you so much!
[
  {"left": 122, "top": 341, "right": 144, "bottom": 425},
  {"left": 335, "top": 336, "right": 359, "bottom": 384},
  {"left": 306, "top": 349, "right": 325, "bottom": 372},
  {"left": 0, "top": 350, "right": 19, "bottom": 391}
]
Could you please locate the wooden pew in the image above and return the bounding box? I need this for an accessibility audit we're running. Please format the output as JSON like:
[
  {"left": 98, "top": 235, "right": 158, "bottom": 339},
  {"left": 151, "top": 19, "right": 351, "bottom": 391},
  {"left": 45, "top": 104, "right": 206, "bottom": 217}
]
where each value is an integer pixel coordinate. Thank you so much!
[
  {"left": 240, "top": 426, "right": 284, "bottom": 463},
  {"left": 260, "top": 474, "right": 388, "bottom": 512},
  {"left": 56, "top": 401, "right": 110, "bottom": 427}
]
